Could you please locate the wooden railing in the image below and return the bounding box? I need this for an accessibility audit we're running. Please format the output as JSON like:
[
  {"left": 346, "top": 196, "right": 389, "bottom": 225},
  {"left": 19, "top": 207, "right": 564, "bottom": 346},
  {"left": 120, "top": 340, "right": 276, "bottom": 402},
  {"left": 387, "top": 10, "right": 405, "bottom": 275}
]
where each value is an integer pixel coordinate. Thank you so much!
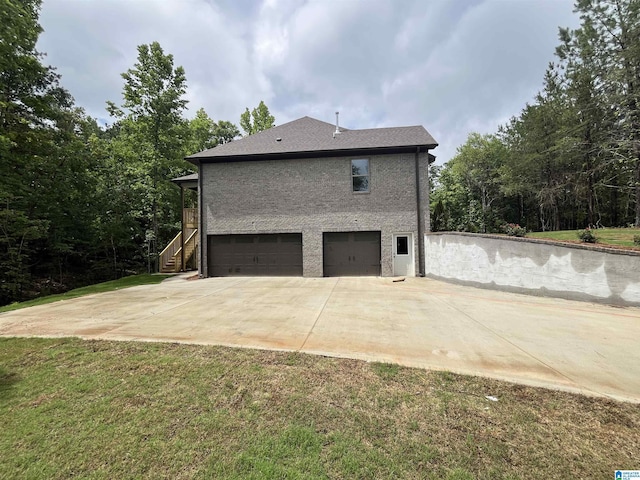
[
  {"left": 160, "top": 229, "right": 198, "bottom": 273},
  {"left": 160, "top": 231, "right": 182, "bottom": 273},
  {"left": 184, "top": 208, "right": 198, "bottom": 229},
  {"left": 182, "top": 229, "right": 198, "bottom": 270}
]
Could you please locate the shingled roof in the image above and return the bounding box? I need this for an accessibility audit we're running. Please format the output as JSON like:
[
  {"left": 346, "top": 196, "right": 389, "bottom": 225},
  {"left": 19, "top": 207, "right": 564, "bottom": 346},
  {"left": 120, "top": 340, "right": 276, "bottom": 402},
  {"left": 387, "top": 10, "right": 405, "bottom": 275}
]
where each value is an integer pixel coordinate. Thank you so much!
[{"left": 186, "top": 116, "right": 437, "bottom": 163}]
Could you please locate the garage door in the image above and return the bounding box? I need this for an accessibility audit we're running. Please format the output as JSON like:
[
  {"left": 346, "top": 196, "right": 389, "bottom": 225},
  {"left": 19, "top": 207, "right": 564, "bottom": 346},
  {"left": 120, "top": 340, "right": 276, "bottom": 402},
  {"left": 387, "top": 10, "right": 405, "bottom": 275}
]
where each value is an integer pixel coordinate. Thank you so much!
[
  {"left": 208, "top": 234, "right": 303, "bottom": 276},
  {"left": 323, "top": 231, "right": 381, "bottom": 276}
]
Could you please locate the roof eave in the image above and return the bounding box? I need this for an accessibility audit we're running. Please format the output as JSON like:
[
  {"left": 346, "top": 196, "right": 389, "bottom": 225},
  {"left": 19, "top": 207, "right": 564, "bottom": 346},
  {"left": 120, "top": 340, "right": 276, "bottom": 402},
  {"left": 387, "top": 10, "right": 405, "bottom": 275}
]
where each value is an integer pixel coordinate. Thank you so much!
[{"left": 186, "top": 144, "right": 438, "bottom": 164}]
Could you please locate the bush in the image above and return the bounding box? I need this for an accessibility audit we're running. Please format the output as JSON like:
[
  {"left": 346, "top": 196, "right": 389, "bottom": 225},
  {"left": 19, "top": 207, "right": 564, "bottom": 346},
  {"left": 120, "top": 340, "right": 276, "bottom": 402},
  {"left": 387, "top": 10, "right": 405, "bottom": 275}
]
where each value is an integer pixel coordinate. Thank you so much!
[
  {"left": 634, "top": 235, "right": 640, "bottom": 246},
  {"left": 502, "top": 223, "right": 526, "bottom": 237},
  {"left": 578, "top": 228, "right": 597, "bottom": 243}
]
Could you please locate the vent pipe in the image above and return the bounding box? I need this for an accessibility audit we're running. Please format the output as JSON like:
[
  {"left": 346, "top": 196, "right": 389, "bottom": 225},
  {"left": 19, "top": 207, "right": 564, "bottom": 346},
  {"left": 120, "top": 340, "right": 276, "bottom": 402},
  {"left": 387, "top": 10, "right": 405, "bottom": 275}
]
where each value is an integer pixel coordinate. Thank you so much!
[{"left": 333, "top": 111, "right": 341, "bottom": 138}]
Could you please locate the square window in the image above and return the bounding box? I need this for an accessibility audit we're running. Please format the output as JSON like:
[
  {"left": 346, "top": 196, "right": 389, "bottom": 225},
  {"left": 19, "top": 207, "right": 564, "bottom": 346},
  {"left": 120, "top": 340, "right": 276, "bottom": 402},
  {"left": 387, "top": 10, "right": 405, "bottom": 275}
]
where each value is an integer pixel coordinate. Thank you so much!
[{"left": 351, "top": 159, "right": 370, "bottom": 193}]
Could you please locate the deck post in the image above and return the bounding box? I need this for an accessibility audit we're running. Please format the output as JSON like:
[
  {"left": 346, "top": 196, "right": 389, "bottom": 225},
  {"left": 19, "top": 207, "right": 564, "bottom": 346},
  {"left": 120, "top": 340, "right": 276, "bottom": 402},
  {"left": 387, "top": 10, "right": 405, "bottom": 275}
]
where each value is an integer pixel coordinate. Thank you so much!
[{"left": 181, "top": 185, "right": 185, "bottom": 271}]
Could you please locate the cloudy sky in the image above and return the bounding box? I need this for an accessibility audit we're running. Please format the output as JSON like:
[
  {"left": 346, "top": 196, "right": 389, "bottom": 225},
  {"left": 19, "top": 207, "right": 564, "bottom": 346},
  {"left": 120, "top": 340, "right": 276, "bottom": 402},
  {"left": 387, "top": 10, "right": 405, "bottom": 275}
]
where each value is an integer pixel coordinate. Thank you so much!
[{"left": 37, "top": 0, "right": 580, "bottom": 164}]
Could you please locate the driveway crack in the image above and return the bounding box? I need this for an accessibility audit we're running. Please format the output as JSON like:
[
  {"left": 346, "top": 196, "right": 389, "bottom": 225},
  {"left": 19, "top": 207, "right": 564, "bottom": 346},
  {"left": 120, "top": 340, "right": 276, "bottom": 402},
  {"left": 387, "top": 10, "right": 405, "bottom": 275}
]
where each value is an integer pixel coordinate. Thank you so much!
[{"left": 298, "top": 278, "right": 340, "bottom": 351}]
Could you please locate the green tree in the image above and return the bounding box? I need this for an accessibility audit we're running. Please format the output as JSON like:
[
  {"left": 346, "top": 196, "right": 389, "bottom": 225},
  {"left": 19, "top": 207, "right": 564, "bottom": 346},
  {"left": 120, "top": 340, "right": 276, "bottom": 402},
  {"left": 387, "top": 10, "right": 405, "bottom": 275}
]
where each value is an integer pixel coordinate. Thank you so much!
[
  {"left": 214, "top": 120, "right": 240, "bottom": 145},
  {"left": 188, "top": 108, "right": 239, "bottom": 152},
  {"left": 107, "top": 41, "right": 189, "bottom": 271},
  {"left": 430, "top": 162, "right": 477, "bottom": 232},
  {"left": 189, "top": 108, "right": 217, "bottom": 151},
  {"left": 564, "top": 0, "right": 640, "bottom": 225},
  {"left": 0, "top": 0, "right": 101, "bottom": 303},
  {"left": 240, "top": 100, "right": 275, "bottom": 135},
  {"left": 500, "top": 66, "right": 581, "bottom": 231},
  {"left": 450, "top": 133, "right": 508, "bottom": 233}
]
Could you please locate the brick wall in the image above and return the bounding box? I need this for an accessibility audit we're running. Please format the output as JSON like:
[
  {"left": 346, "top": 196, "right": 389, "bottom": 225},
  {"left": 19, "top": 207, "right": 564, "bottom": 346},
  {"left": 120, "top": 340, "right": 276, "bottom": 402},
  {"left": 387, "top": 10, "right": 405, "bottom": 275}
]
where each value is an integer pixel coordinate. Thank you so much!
[{"left": 199, "top": 152, "right": 430, "bottom": 277}]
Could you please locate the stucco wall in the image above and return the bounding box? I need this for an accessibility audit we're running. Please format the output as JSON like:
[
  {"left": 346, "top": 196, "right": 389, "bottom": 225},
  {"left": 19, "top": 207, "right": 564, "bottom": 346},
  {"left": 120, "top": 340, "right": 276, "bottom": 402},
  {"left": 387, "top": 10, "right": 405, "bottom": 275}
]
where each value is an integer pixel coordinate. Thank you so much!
[
  {"left": 424, "top": 232, "right": 640, "bottom": 306},
  {"left": 200, "top": 152, "right": 430, "bottom": 277}
]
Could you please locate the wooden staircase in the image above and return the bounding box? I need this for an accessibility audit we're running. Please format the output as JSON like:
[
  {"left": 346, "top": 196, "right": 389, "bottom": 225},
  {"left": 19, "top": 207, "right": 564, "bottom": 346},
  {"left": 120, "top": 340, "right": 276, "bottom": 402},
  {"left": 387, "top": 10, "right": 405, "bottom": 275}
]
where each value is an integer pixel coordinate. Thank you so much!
[{"left": 160, "top": 229, "right": 198, "bottom": 273}]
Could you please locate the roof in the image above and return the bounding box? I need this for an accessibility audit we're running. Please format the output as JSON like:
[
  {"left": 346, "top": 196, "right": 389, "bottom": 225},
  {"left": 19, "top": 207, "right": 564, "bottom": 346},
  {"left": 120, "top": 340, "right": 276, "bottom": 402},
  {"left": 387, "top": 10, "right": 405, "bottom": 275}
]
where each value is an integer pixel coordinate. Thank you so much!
[
  {"left": 172, "top": 173, "right": 198, "bottom": 183},
  {"left": 171, "top": 173, "right": 198, "bottom": 189},
  {"left": 186, "top": 116, "right": 437, "bottom": 163}
]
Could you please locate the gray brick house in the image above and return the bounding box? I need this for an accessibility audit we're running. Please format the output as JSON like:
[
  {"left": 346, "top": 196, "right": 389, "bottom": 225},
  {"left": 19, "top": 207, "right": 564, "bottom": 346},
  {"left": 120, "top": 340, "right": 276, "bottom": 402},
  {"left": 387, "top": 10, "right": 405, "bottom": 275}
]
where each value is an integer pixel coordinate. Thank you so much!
[{"left": 184, "top": 115, "right": 437, "bottom": 278}]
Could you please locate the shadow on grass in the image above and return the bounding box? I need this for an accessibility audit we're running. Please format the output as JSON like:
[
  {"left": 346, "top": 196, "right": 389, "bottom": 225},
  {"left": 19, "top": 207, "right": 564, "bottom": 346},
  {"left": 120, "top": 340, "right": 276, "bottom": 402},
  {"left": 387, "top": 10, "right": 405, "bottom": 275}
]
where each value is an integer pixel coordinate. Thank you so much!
[{"left": 0, "top": 367, "right": 20, "bottom": 399}]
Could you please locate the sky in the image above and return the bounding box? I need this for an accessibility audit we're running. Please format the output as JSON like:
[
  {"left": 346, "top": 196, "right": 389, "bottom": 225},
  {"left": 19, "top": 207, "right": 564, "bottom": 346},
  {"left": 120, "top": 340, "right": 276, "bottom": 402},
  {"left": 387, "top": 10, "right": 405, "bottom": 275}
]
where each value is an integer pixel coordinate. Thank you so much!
[{"left": 36, "top": 0, "right": 580, "bottom": 165}]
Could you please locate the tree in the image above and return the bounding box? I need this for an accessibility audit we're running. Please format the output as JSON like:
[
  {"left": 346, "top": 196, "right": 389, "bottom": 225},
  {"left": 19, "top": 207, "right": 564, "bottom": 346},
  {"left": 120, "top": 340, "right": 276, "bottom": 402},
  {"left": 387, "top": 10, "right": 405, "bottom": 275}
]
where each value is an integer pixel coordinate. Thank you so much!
[
  {"left": 0, "top": 0, "right": 100, "bottom": 303},
  {"left": 107, "top": 41, "right": 189, "bottom": 271},
  {"left": 450, "top": 133, "right": 508, "bottom": 233},
  {"left": 566, "top": 0, "right": 640, "bottom": 225},
  {"left": 188, "top": 108, "right": 239, "bottom": 152},
  {"left": 432, "top": 0, "right": 640, "bottom": 233},
  {"left": 240, "top": 100, "right": 275, "bottom": 135},
  {"left": 188, "top": 108, "right": 217, "bottom": 151},
  {"left": 500, "top": 65, "right": 583, "bottom": 231},
  {"left": 214, "top": 120, "right": 240, "bottom": 145}
]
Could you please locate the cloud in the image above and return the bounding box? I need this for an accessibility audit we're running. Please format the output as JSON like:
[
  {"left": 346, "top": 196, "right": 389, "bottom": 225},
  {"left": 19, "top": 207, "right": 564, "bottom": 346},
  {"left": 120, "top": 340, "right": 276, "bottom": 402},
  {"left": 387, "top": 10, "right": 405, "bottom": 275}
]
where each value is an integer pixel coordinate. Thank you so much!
[
  {"left": 37, "top": 0, "right": 579, "bottom": 163},
  {"left": 38, "top": 0, "right": 272, "bottom": 124}
]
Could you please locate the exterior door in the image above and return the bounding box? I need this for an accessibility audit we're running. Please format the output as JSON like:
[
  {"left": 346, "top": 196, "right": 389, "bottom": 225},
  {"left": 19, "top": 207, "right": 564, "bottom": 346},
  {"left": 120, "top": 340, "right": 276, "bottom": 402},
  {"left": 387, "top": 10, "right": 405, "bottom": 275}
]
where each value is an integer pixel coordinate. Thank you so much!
[
  {"left": 392, "top": 233, "right": 413, "bottom": 276},
  {"left": 323, "top": 231, "right": 381, "bottom": 276}
]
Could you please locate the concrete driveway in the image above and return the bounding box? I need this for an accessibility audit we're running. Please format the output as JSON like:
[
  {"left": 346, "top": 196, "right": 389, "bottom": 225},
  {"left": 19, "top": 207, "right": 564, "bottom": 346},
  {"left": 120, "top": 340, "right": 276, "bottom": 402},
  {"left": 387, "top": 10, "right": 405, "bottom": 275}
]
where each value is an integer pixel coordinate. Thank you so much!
[{"left": 1, "top": 275, "right": 639, "bottom": 403}]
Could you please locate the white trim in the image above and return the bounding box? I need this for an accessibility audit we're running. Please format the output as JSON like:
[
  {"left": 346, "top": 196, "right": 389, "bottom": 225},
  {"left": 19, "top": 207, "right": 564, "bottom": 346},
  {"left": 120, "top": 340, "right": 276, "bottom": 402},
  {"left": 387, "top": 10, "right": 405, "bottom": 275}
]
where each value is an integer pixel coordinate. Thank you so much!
[{"left": 392, "top": 232, "right": 414, "bottom": 276}]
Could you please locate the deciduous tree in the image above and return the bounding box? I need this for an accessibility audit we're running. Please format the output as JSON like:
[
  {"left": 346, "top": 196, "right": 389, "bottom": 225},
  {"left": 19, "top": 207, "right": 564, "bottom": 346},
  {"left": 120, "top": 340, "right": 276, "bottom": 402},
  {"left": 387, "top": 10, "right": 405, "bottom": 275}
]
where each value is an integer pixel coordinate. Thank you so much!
[
  {"left": 240, "top": 100, "right": 275, "bottom": 135},
  {"left": 107, "top": 41, "right": 189, "bottom": 271}
]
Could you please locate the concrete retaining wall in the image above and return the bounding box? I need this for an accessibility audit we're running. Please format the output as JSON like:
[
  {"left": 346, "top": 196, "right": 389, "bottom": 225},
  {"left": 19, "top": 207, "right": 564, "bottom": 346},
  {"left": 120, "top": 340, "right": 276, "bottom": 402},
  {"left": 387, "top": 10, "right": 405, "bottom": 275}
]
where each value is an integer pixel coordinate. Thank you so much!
[{"left": 424, "top": 232, "right": 640, "bottom": 306}]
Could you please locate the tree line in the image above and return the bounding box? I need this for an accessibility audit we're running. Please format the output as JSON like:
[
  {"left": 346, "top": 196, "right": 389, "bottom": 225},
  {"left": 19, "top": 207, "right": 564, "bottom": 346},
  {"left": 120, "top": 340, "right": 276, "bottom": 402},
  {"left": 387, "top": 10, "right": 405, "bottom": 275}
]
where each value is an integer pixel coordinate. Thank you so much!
[
  {"left": 0, "top": 0, "right": 275, "bottom": 305},
  {"left": 431, "top": 0, "right": 640, "bottom": 234}
]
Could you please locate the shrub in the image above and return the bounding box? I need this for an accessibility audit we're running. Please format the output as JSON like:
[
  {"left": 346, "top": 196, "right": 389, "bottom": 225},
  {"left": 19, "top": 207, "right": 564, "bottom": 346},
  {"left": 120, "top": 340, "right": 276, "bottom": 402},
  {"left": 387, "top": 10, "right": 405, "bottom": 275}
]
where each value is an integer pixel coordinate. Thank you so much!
[
  {"left": 634, "top": 235, "right": 640, "bottom": 246},
  {"left": 578, "top": 228, "right": 597, "bottom": 243},
  {"left": 502, "top": 223, "right": 526, "bottom": 237}
]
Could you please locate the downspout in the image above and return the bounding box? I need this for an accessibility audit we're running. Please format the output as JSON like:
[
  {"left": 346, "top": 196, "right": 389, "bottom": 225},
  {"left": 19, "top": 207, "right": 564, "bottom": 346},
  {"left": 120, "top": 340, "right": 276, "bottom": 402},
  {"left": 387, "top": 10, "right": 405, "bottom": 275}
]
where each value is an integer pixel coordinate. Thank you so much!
[
  {"left": 180, "top": 183, "right": 185, "bottom": 272},
  {"left": 415, "top": 147, "right": 425, "bottom": 276}
]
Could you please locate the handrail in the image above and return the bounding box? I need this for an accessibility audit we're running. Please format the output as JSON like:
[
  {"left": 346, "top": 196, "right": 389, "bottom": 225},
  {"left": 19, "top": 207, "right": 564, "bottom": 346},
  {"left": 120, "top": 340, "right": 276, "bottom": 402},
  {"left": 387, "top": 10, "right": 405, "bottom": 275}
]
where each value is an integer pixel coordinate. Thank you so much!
[
  {"left": 160, "top": 227, "right": 198, "bottom": 273},
  {"left": 160, "top": 231, "right": 182, "bottom": 272},
  {"left": 184, "top": 228, "right": 198, "bottom": 246},
  {"left": 178, "top": 229, "right": 198, "bottom": 271}
]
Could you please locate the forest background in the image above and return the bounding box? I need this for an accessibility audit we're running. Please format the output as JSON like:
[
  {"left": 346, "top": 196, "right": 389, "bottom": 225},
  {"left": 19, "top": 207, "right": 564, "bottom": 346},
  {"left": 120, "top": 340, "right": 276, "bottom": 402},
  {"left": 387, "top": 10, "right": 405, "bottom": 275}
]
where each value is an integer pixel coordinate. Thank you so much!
[{"left": 1, "top": 0, "right": 638, "bottom": 305}]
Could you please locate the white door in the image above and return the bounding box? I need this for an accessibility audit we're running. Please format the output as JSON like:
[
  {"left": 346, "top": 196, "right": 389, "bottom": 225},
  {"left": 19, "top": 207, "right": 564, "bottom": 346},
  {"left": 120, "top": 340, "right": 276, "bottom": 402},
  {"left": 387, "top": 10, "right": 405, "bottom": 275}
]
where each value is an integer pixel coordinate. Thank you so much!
[{"left": 392, "top": 234, "right": 413, "bottom": 276}]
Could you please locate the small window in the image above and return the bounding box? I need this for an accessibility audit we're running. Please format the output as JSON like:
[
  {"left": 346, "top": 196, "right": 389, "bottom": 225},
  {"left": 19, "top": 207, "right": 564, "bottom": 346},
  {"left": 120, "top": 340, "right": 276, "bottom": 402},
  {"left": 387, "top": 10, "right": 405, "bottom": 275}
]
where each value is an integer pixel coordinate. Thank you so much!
[
  {"left": 351, "top": 159, "right": 370, "bottom": 193},
  {"left": 396, "top": 236, "right": 409, "bottom": 255}
]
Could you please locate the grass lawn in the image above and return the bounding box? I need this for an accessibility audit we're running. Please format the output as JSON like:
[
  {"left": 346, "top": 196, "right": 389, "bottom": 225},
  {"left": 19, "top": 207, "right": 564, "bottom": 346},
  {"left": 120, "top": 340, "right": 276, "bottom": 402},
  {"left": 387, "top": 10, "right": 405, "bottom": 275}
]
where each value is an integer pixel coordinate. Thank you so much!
[
  {"left": 1, "top": 338, "right": 638, "bottom": 479},
  {"left": 0, "top": 274, "right": 172, "bottom": 313},
  {"left": 528, "top": 227, "right": 640, "bottom": 249}
]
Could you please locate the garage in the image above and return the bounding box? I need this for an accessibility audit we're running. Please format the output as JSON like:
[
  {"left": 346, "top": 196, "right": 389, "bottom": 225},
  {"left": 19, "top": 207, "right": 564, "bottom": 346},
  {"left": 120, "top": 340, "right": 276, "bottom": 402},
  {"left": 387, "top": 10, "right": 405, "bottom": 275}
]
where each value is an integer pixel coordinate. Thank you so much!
[
  {"left": 323, "top": 231, "right": 381, "bottom": 276},
  {"left": 208, "top": 234, "right": 303, "bottom": 276}
]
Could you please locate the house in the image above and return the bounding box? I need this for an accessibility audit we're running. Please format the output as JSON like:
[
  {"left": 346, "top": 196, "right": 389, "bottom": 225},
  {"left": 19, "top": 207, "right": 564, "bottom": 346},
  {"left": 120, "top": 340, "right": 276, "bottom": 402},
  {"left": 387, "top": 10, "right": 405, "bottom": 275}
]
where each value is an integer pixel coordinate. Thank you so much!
[{"left": 165, "top": 115, "right": 437, "bottom": 277}]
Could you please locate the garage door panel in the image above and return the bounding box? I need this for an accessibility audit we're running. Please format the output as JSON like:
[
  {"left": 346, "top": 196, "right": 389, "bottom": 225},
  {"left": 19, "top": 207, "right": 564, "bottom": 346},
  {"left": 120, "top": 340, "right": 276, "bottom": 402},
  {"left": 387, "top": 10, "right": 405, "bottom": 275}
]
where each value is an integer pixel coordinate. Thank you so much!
[
  {"left": 323, "top": 231, "right": 381, "bottom": 277},
  {"left": 208, "top": 234, "right": 302, "bottom": 277}
]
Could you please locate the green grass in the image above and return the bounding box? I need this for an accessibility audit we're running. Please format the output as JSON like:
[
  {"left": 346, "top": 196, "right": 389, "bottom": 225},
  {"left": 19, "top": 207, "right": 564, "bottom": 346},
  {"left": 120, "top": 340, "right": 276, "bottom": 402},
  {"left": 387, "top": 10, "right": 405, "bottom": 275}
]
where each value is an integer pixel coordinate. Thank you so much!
[
  {"left": 1, "top": 338, "right": 638, "bottom": 479},
  {"left": 528, "top": 227, "right": 640, "bottom": 249},
  {"left": 0, "top": 274, "right": 172, "bottom": 313}
]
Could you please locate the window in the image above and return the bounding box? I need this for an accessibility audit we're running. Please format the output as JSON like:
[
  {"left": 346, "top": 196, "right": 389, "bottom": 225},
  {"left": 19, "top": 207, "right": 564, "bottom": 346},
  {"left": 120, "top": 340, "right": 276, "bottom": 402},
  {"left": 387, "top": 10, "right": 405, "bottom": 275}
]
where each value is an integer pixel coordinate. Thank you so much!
[
  {"left": 351, "top": 159, "right": 369, "bottom": 192},
  {"left": 396, "top": 236, "right": 409, "bottom": 255}
]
